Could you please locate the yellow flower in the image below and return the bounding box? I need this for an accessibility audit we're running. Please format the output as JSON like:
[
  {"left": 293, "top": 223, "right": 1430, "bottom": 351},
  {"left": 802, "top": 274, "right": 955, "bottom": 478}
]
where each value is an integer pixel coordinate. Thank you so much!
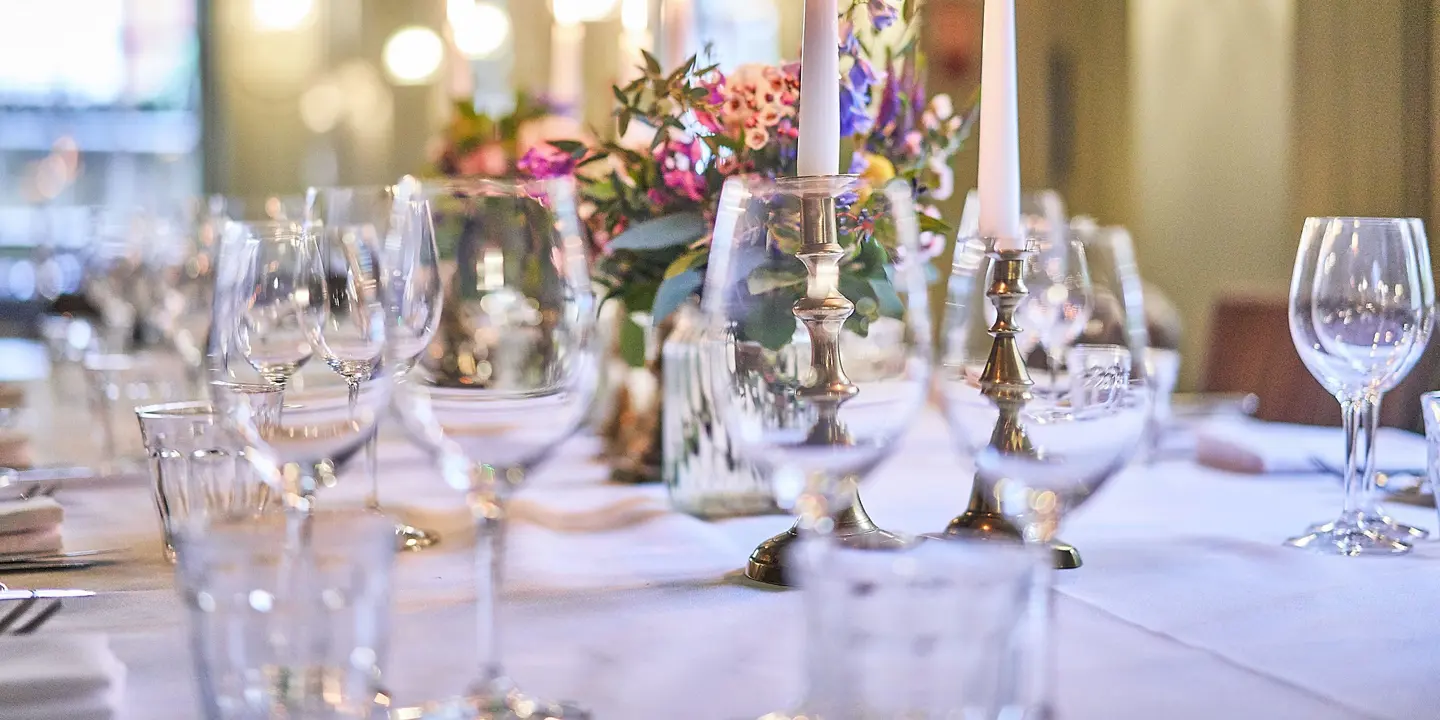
[{"left": 859, "top": 153, "right": 896, "bottom": 185}]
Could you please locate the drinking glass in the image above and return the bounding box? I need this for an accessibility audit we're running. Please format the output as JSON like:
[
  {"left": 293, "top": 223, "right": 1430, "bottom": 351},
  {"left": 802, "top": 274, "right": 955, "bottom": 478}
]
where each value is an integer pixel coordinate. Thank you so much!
[
  {"left": 388, "top": 177, "right": 595, "bottom": 718},
  {"left": 808, "top": 538, "right": 1036, "bottom": 719},
  {"left": 1421, "top": 391, "right": 1440, "bottom": 533},
  {"left": 1069, "top": 220, "right": 1149, "bottom": 363},
  {"left": 84, "top": 351, "right": 190, "bottom": 462},
  {"left": 307, "top": 181, "right": 443, "bottom": 550},
  {"left": 174, "top": 512, "right": 394, "bottom": 719},
  {"left": 82, "top": 207, "right": 145, "bottom": 352},
  {"left": 136, "top": 399, "right": 282, "bottom": 562},
  {"left": 207, "top": 222, "right": 393, "bottom": 516},
  {"left": 700, "top": 175, "right": 933, "bottom": 717},
  {"left": 229, "top": 221, "right": 326, "bottom": 390},
  {"left": 1020, "top": 236, "right": 1094, "bottom": 396},
  {"left": 1287, "top": 217, "right": 1430, "bottom": 555}
]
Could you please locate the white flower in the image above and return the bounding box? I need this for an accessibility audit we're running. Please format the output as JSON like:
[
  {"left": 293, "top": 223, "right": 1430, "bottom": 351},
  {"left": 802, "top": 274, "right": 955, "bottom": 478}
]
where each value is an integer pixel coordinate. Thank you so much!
[
  {"left": 928, "top": 156, "right": 954, "bottom": 201},
  {"left": 745, "top": 126, "right": 771, "bottom": 150},
  {"left": 929, "top": 94, "right": 954, "bottom": 120}
]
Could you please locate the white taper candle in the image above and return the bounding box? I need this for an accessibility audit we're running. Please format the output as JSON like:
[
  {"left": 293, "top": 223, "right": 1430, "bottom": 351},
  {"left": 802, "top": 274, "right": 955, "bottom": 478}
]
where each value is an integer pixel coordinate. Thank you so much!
[
  {"left": 977, "top": 0, "right": 1023, "bottom": 247},
  {"left": 797, "top": 0, "right": 840, "bottom": 177}
]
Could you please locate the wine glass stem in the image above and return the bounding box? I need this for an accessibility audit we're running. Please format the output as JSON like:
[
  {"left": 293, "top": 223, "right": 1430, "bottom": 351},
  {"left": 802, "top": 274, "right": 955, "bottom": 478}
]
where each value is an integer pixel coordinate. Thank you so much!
[
  {"left": 364, "top": 432, "right": 381, "bottom": 512},
  {"left": 1047, "top": 347, "right": 1062, "bottom": 397},
  {"left": 1360, "top": 395, "right": 1382, "bottom": 515},
  {"left": 1339, "top": 396, "right": 1366, "bottom": 521},
  {"left": 470, "top": 475, "right": 508, "bottom": 688},
  {"left": 796, "top": 473, "right": 838, "bottom": 715}
]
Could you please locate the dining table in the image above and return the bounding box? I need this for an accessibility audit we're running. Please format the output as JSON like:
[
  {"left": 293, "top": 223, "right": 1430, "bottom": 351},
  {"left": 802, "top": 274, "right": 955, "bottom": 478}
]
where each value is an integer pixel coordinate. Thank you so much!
[{"left": 5, "top": 339, "right": 1440, "bottom": 720}]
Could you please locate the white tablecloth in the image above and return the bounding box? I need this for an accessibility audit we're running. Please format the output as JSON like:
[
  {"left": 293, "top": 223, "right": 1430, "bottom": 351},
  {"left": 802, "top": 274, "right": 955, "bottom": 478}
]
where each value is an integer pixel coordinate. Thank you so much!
[{"left": 7, "top": 367, "right": 1440, "bottom": 720}]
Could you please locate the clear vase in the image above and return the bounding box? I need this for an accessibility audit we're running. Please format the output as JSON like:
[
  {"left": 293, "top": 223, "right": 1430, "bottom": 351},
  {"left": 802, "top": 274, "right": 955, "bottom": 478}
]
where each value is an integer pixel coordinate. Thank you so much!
[{"left": 662, "top": 304, "right": 780, "bottom": 518}]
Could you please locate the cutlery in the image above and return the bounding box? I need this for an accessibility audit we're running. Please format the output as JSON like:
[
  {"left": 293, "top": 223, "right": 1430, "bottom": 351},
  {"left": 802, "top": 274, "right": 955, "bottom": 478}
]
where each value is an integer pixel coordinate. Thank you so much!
[
  {"left": 0, "top": 589, "right": 95, "bottom": 601},
  {"left": 0, "top": 550, "right": 121, "bottom": 565},
  {"left": 0, "top": 559, "right": 106, "bottom": 573}
]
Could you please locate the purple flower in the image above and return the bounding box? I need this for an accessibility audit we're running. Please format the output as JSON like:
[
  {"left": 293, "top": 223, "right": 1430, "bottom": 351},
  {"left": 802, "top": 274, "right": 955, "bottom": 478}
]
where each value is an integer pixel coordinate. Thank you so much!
[
  {"left": 839, "top": 20, "right": 861, "bottom": 55},
  {"left": 875, "top": 58, "right": 900, "bottom": 133},
  {"left": 848, "top": 56, "right": 878, "bottom": 96},
  {"left": 848, "top": 151, "right": 870, "bottom": 175},
  {"left": 839, "top": 83, "right": 873, "bottom": 136},
  {"left": 867, "top": 0, "right": 898, "bottom": 30},
  {"left": 517, "top": 143, "right": 577, "bottom": 179}
]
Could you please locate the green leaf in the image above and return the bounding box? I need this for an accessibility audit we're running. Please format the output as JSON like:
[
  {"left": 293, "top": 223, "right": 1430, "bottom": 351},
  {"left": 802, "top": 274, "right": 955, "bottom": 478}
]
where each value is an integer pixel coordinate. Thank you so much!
[
  {"left": 550, "top": 139, "right": 588, "bottom": 158},
  {"left": 839, "top": 273, "right": 881, "bottom": 322},
  {"left": 868, "top": 276, "right": 905, "bottom": 318},
  {"left": 651, "top": 268, "right": 703, "bottom": 325},
  {"left": 740, "top": 290, "right": 802, "bottom": 351},
  {"left": 838, "top": 136, "right": 857, "bottom": 170},
  {"left": 642, "top": 50, "right": 662, "bottom": 76},
  {"left": 608, "top": 212, "right": 709, "bottom": 251},
  {"left": 618, "top": 313, "right": 648, "bottom": 368},
  {"left": 746, "top": 267, "right": 807, "bottom": 295},
  {"left": 618, "top": 110, "right": 633, "bottom": 136},
  {"left": 664, "top": 247, "right": 708, "bottom": 279},
  {"left": 612, "top": 85, "right": 631, "bottom": 108},
  {"left": 917, "top": 212, "right": 951, "bottom": 236}
]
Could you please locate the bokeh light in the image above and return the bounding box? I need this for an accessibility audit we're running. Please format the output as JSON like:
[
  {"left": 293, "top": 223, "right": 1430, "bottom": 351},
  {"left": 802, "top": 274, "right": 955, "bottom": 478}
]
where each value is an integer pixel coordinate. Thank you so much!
[
  {"left": 251, "top": 0, "right": 315, "bottom": 31},
  {"left": 451, "top": 1, "right": 512, "bottom": 59},
  {"left": 383, "top": 26, "right": 444, "bottom": 85},
  {"left": 551, "top": 0, "right": 619, "bottom": 26}
]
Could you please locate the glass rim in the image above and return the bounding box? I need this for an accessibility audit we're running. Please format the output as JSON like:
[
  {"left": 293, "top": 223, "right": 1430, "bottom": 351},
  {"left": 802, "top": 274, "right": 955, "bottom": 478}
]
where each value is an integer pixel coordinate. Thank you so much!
[
  {"left": 1304, "top": 216, "right": 1424, "bottom": 225},
  {"left": 171, "top": 510, "right": 397, "bottom": 556},
  {"left": 417, "top": 175, "right": 577, "bottom": 200},
  {"left": 135, "top": 400, "right": 216, "bottom": 419}
]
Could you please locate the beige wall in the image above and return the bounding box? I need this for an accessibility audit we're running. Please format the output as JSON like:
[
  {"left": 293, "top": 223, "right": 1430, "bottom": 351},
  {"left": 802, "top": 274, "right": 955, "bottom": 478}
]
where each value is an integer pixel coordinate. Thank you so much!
[{"left": 1129, "top": 0, "right": 1296, "bottom": 389}]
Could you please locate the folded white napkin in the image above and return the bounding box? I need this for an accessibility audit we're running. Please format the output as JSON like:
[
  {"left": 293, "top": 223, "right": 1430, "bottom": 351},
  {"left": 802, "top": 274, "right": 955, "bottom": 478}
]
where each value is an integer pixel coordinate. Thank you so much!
[
  {"left": 1195, "top": 419, "right": 1428, "bottom": 475},
  {"left": 0, "top": 497, "right": 64, "bottom": 555},
  {"left": 0, "top": 634, "right": 126, "bottom": 720}
]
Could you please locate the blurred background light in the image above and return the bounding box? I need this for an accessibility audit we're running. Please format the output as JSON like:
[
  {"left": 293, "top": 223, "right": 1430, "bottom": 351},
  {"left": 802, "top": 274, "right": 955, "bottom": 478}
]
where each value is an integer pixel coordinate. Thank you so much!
[
  {"left": 622, "top": 0, "right": 648, "bottom": 31},
  {"left": 299, "top": 80, "right": 344, "bottom": 134},
  {"left": 251, "top": 0, "right": 315, "bottom": 32},
  {"left": 383, "top": 26, "right": 445, "bottom": 85},
  {"left": 551, "top": 0, "right": 619, "bottom": 26},
  {"left": 451, "top": 1, "right": 512, "bottom": 60}
]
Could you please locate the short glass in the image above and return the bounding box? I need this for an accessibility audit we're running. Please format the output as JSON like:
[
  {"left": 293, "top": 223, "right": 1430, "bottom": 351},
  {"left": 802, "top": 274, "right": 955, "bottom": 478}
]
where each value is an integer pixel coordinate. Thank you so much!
[
  {"left": 136, "top": 400, "right": 281, "bottom": 562},
  {"left": 1066, "top": 344, "right": 1133, "bottom": 410},
  {"left": 174, "top": 512, "right": 395, "bottom": 720},
  {"left": 800, "top": 538, "right": 1037, "bottom": 719},
  {"left": 85, "top": 351, "right": 191, "bottom": 460},
  {"left": 1421, "top": 391, "right": 1440, "bottom": 533}
]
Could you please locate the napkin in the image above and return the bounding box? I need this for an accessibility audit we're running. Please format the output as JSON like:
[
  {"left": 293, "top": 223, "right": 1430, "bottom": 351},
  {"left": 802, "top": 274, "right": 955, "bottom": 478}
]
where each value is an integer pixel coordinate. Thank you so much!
[
  {"left": 1195, "top": 419, "right": 1428, "bottom": 475},
  {"left": 0, "top": 497, "right": 64, "bottom": 555},
  {"left": 506, "top": 491, "right": 743, "bottom": 592},
  {"left": 0, "top": 634, "right": 126, "bottom": 720},
  {"left": 0, "top": 430, "right": 34, "bottom": 469}
]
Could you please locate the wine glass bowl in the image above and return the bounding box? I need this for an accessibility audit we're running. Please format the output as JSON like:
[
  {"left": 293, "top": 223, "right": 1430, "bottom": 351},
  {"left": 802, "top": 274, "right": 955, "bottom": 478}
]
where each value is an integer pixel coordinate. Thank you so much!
[{"left": 228, "top": 221, "right": 325, "bottom": 389}]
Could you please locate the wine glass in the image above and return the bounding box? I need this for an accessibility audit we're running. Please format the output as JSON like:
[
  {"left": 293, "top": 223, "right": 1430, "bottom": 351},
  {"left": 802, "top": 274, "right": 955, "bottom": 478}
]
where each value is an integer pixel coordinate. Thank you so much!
[
  {"left": 208, "top": 219, "right": 394, "bottom": 516},
  {"left": 229, "top": 221, "right": 325, "bottom": 390},
  {"left": 1287, "top": 217, "right": 1432, "bottom": 555},
  {"left": 700, "top": 175, "right": 933, "bottom": 718},
  {"left": 82, "top": 206, "right": 144, "bottom": 353},
  {"left": 389, "top": 177, "right": 595, "bottom": 718},
  {"left": 1019, "top": 235, "right": 1094, "bottom": 396},
  {"left": 307, "top": 181, "right": 444, "bottom": 550}
]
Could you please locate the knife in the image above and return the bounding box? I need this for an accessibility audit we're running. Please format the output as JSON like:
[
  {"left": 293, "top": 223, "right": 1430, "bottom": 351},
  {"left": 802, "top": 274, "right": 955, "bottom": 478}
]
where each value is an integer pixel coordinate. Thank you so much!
[
  {"left": 0, "top": 559, "right": 102, "bottom": 573},
  {"left": 0, "top": 589, "right": 96, "bottom": 601}
]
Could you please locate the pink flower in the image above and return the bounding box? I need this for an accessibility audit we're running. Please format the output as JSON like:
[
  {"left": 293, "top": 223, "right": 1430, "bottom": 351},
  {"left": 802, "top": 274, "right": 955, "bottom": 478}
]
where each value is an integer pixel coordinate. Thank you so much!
[
  {"left": 744, "top": 127, "right": 770, "bottom": 150},
  {"left": 456, "top": 143, "right": 508, "bottom": 176},
  {"left": 903, "top": 131, "right": 924, "bottom": 155},
  {"left": 517, "top": 144, "right": 577, "bottom": 179},
  {"left": 664, "top": 169, "right": 706, "bottom": 201}
]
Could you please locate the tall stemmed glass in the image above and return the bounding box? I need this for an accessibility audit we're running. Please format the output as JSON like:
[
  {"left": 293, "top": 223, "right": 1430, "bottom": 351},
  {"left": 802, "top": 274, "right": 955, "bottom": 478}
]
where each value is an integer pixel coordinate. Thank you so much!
[
  {"left": 208, "top": 220, "right": 394, "bottom": 516},
  {"left": 232, "top": 221, "right": 324, "bottom": 390},
  {"left": 1287, "top": 217, "right": 1431, "bottom": 555},
  {"left": 700, "top": 175, "right": 933, "bottom": 719},
  {"left": 1357, "top": 218, "right": 1435, "bottom": 541},
  {"left": 389, "top": 178, "right": 595, "bottom": 718},
  {"left": 308, "top": 182, "right": 444, "bottom": 550},
  {"left": 1019, "top": 235, "right": 1094, "bottom": 396}
]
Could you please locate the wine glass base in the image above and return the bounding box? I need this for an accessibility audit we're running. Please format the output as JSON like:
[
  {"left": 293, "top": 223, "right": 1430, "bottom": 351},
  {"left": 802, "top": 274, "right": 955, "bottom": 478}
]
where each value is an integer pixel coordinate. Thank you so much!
[
  {"left": 1285, "top": 522, "right": 1412, "bottom": 556},
  {"left": 395, "top": 523, "right": 440, "bottom": 552},
  {"left": 397, "top": 682, "right": 590, "bottom": 720},
  {"left": 1306, "top": 513, "right": 1427, "bottom": 545}
]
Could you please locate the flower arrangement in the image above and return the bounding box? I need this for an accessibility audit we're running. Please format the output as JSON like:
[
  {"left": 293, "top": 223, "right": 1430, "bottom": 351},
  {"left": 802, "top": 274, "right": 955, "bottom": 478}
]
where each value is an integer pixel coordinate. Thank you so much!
[
  {"left": 522, "top": 0, "right": 973, "bottom": 362},
  {"left": 430, "top": 92, "right": 585, "bottom": 178}
]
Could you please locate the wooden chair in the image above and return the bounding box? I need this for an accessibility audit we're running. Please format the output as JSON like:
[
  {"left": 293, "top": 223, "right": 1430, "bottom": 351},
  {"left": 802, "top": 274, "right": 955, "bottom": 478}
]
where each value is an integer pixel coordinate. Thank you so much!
[{"left": 1201, "top": 296, "right": 1439, "bottom": 430}]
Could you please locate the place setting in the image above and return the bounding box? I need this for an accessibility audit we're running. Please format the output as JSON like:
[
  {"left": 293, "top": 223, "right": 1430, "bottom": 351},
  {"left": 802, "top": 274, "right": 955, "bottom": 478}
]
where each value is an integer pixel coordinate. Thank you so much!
[{"left": 4, "top": 0, "right": 1440, "bottom": 719}]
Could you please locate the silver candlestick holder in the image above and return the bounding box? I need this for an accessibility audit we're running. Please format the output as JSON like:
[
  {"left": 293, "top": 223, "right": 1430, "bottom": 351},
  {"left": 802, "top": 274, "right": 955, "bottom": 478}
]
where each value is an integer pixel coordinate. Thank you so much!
[
  {"left": 939, "top": 241, "right": 1081, "bottom": 570},
  {"left": 745, "top": 176, "right": 904, "bottom": 587}
]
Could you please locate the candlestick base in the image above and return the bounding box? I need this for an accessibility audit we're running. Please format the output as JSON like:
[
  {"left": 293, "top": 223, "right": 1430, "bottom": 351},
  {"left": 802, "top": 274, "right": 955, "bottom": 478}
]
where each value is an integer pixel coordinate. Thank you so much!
[
  {"left": 936, "top": 510, "right": 1081, "bottom": 570},
  {"left": 745, "top": 491, "right": 903, "bottom": 587}
]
